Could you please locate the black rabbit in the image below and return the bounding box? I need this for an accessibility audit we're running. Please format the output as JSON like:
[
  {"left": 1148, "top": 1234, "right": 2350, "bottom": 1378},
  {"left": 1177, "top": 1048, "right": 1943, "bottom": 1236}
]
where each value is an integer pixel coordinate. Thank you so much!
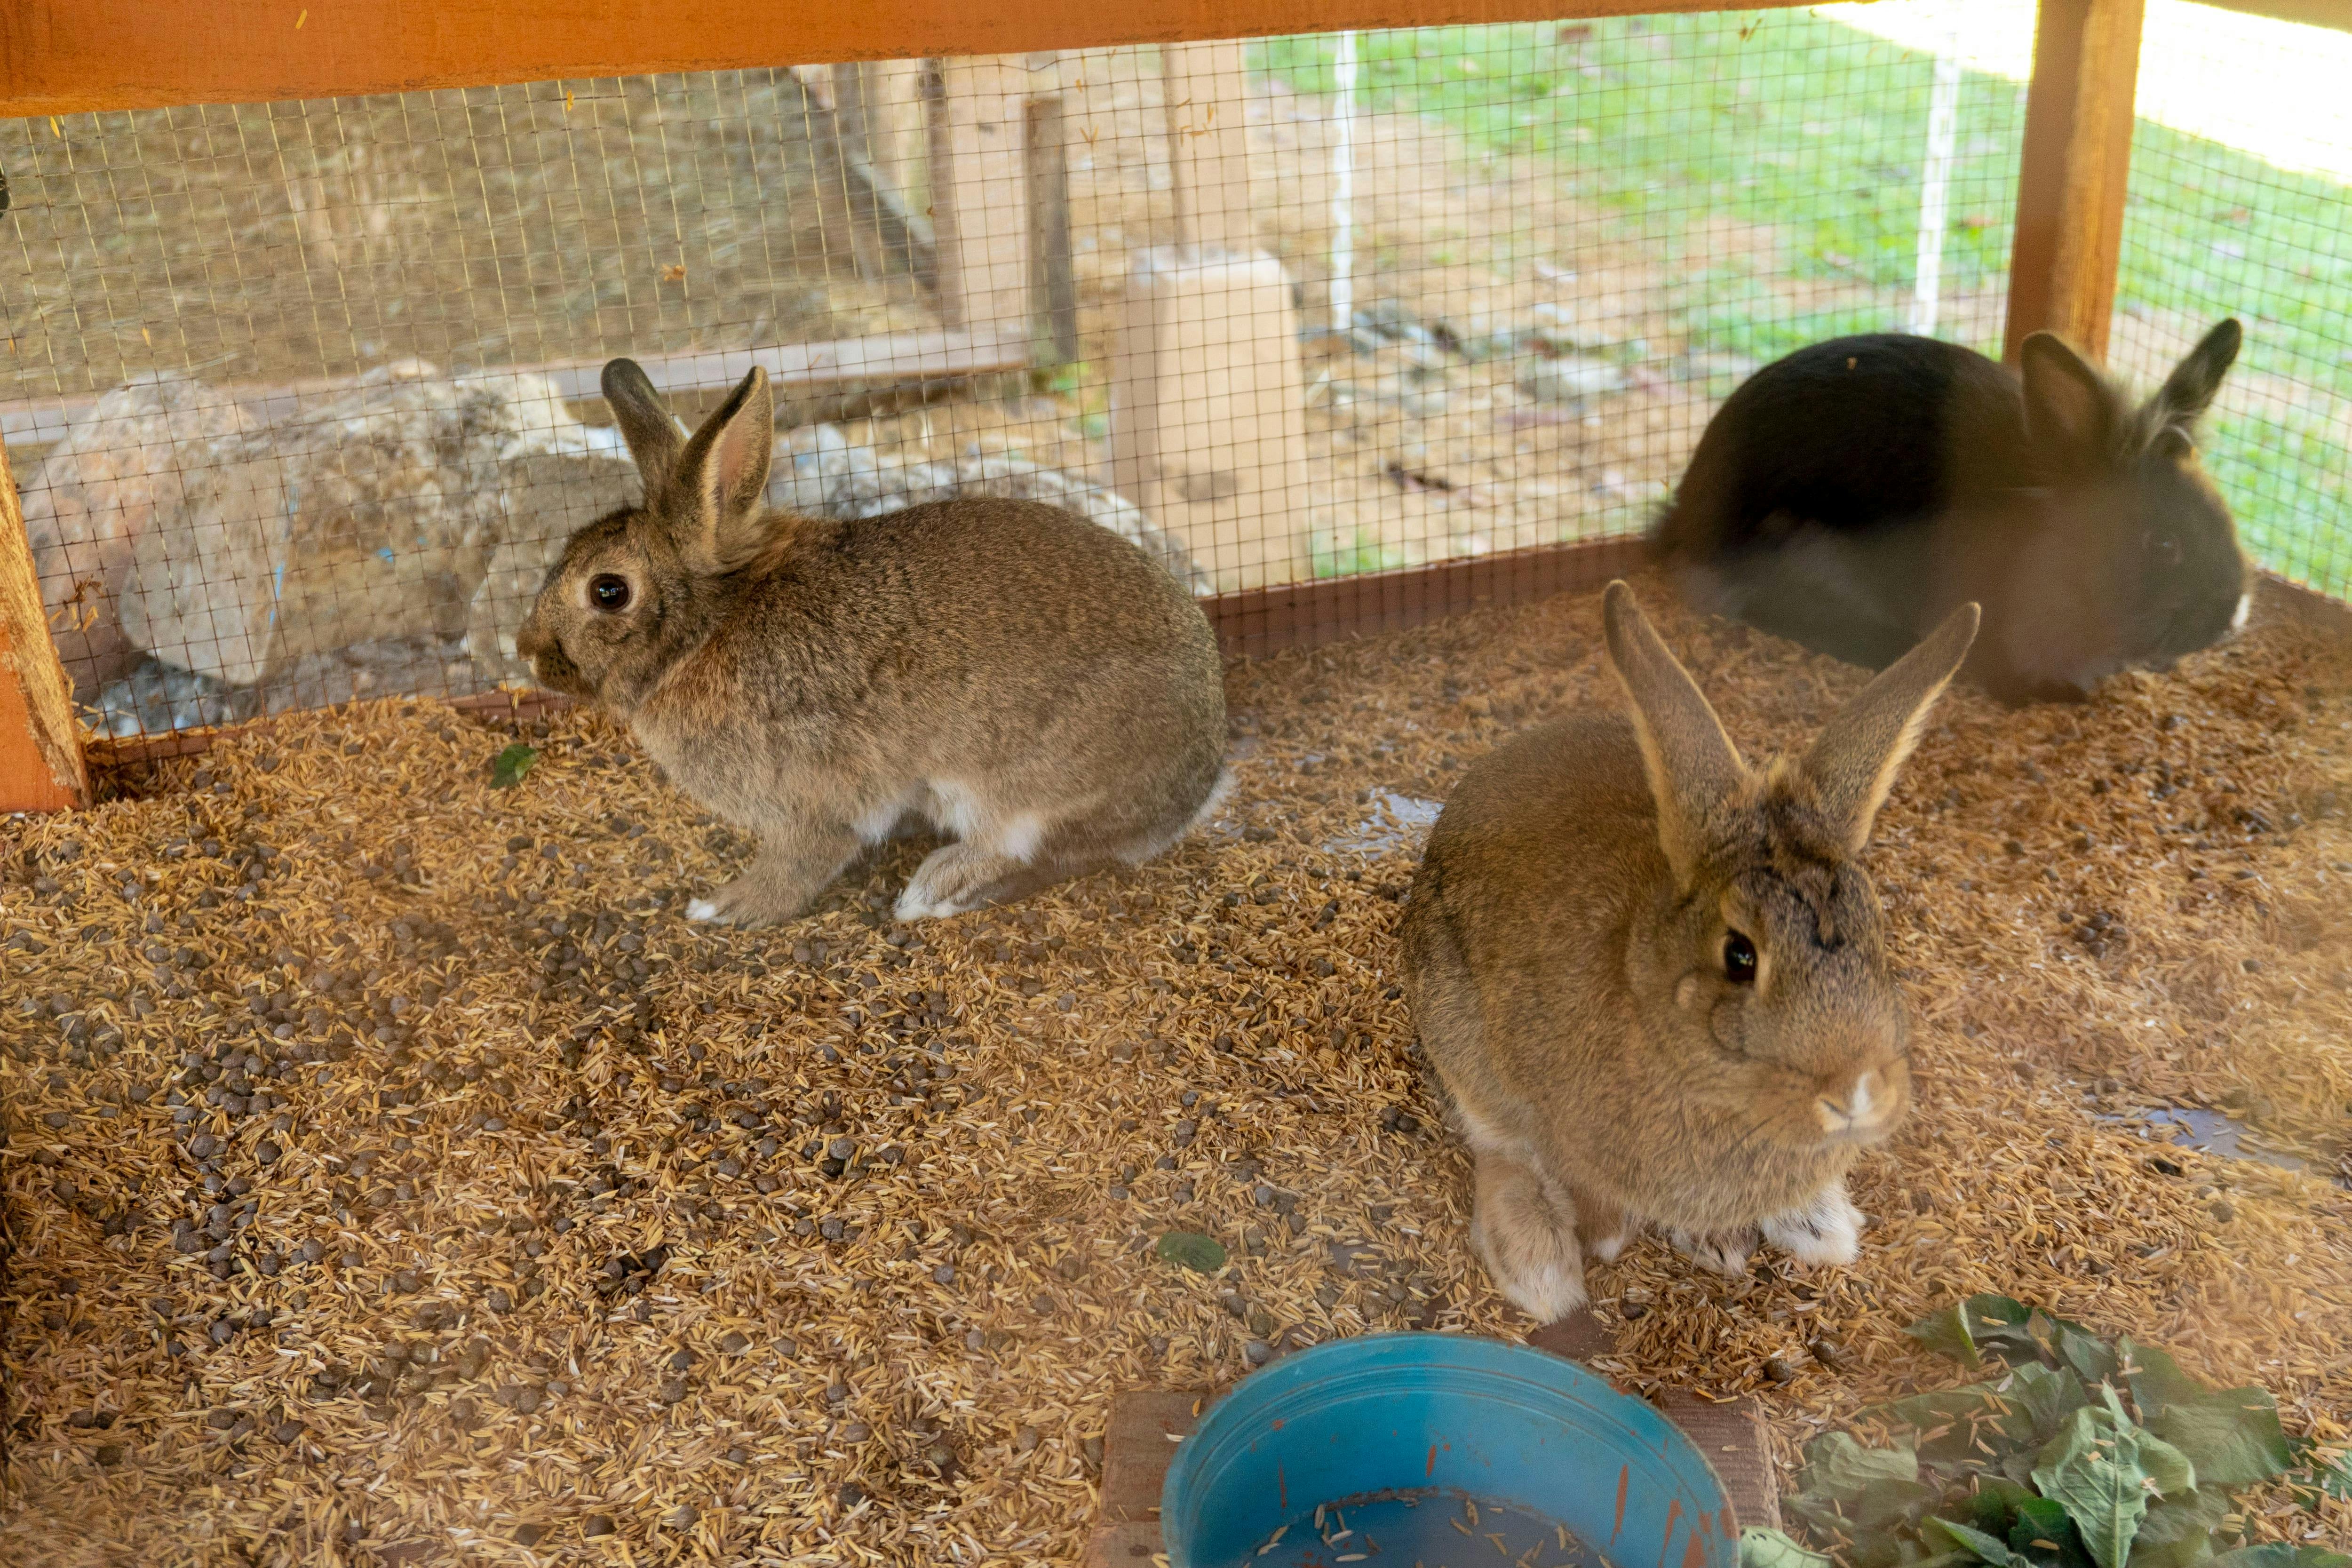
[{"left": 1651, "top": 320, "right": 2250, "bottom": 705}]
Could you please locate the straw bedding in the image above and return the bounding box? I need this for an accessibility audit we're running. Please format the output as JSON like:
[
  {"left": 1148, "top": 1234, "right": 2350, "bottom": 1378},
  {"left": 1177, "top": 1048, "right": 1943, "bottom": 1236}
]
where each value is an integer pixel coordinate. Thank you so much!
[{"left": 3, "top": 577, "right": 2347, "bottom": 1566}]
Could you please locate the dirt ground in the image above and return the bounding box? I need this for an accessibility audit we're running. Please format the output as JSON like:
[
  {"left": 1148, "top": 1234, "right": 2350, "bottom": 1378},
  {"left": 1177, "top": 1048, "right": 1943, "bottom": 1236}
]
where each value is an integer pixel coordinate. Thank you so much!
[{"left": 2, "top": 574, "right": 2348, "bottom": 1566}]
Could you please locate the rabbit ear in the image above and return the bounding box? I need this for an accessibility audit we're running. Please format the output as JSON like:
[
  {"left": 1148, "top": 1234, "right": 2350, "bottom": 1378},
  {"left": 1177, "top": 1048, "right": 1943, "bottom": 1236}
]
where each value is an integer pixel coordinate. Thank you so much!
[
  {"left": 601, "top": 358, "right": 685, "bottom": 493},
  {"left": 670, "top": 365, "right": 778, "bottom": 574},
  {"left": 1601, "top": 580, "right": 1747, "bottom": 886},
  {"left": 2019, "top": 331, "right": 2115, "bottom": 466},
  {"left": 1800, "top": 602, "right": 1979, "bottom": 854},
  {"left": 2151, "top": 318, "right": 2241, "bottom": 432}
]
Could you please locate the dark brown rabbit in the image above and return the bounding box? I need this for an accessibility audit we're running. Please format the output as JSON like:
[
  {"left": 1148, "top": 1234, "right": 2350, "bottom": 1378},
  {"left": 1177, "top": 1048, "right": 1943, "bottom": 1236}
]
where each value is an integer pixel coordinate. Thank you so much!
[
  {"left": 1651, "top": 321, "right": 2249, "bottom": 705},
  {"left": 514, "top": 359, "right": 1228, "bottom": 926},
  {"left": 1401, "top": 582, "right": 1977, "bottom": 1321}
]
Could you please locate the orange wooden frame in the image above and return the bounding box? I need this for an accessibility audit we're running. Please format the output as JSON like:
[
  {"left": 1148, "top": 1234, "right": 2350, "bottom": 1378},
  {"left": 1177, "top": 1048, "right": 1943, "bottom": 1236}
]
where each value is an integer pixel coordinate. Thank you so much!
[{"left": 1, "top": 0, "right": 1807, "bottom": 117}]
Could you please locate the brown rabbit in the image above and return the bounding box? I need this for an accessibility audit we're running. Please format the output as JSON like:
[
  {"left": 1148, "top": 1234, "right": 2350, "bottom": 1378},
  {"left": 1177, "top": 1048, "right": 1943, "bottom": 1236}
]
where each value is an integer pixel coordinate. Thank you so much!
[
  {"left": 1400, "top": 582, "right": 1978, "bottom": 1320},
  {"left": 514, "top": 359, "right": 1228, "bottom": 925}
]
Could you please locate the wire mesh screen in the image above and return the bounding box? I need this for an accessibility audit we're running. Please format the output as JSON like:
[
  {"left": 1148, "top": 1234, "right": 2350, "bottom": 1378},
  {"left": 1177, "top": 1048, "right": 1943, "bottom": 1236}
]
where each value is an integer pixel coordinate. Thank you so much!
[
  {"left": 2108, "top": 0, "right": 2352, "bottom": 604},
  {"left": 5, "top": 8, "right": 2049, "bottom": 742}
]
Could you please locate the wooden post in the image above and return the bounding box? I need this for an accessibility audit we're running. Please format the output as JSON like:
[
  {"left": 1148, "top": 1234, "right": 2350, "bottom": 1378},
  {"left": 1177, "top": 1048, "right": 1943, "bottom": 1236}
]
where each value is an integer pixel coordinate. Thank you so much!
[
  {"left": 2003, "top": 0, "right": 2146, "bottom": 363},
  {"left": 794, "top": 66, "right": 885, "bottom": 281},
  {"left": 1160, "top": 39, "right": 1256, "bottom": 255},
  {"left": 0, "top": 441, "right": 91, "bottom": 812},
  {"left": 1025, "top": 56, "right": 1082, "bottom": 365},
  {"left": 924, "top": 55, "right": 1034, "bottom": 344},
  {"left": 1109, "top": 247, "right": 1314, "bottom": 593}
]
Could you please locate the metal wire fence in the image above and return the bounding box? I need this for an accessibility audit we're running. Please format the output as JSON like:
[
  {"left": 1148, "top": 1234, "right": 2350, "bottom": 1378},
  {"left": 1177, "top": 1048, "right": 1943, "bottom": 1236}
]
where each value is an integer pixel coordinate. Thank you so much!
[{"left": 0, "top": 2, "right": 2340, "bottom": 743}]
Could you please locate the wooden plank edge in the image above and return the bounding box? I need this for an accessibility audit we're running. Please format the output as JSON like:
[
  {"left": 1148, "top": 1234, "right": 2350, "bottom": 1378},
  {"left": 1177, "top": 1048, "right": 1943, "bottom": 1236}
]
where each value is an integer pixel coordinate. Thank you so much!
[
  {"left": 1206, "top": 533, "right": 1647, "bottom": 659},
  {"left": 67, "top": 557, "right": 2352, "bottom": 784},
  {"left": 0, "top": 439, "right": 88, "bottom": 812},
  {"left": 0, "top": 329, "right": 1033, "bottom": 448},
  {"left": 2, "top": 0, "right": 1824, "bottom": 118}
]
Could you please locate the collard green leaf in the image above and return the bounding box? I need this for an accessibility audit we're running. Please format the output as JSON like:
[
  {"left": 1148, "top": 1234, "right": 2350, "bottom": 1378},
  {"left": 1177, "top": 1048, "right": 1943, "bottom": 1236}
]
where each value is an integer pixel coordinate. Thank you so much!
[
  {"left": 1966, "top": 1476, "right": 2039, "bottom": 1537},
  {"left": 1802, "top": 1432, "right": 1923, "bottom": 1501},
  {"left": 2286, "top": 1437, "right": 2352, "bottom": 1507},
  {"left": 2206, "top": 1548, "right": 2352, "bottom": 1568},
  {"left": 1907, "top": 1297, "right": 2114, "bottom": 1382},
  {"left": 1744, "top": 1528, "right": 1836, "bottom": 1568},
  {"left": 2121, "top": 1341, "right": 2211, "bottom": 1416},
  {"left": 1871, "top": 1383, "right": 2040, "bottom": 1470},
  {"left": 2121, "top": 1343, "right": 2293, "bottom": 1489},
  {"left": 1153, "top": 1231, "right": 1226, "bottom": 1273},
  {"left": 1911, "top": 1297, "right": 2037, "bottom": 1367},
  {"left": 490, "top": 742, "right": 538, "bottom": 789},
  {"left": 2010, "top": 1495, "right": 2075, "bottom": 1556},
  {"left": 2050, "top": 1321, "right": 2121, "bottom": 1388},
  {"left": 1850, "top": 1479, "right": 1945, "bottom": 1536},
  {"left": 2129, "top": 1489, "right": 2228, "bottom": 1568},
  {"left": 2031, "top": 1396, "right": 2198, "bottom": 1568},
  {"left": 2008, "top": 1363, "right": 2095, "bottom": 1446},
  {"left": 1929, "top": 1517, "right": 2041, "bottom": 1568}
]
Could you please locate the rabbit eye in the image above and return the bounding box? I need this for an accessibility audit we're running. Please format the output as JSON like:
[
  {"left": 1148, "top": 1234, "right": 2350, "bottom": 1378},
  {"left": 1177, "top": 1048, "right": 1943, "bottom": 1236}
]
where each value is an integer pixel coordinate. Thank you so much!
[
  {"left": 2145, "top": 532, "right": 2185, "bottom": 568},
  {"left": 1722, "top": 931, "right": 1758, "bottom": 985},
  {"left": 588, "top": 574, "right": 632, "bottom": 612}
]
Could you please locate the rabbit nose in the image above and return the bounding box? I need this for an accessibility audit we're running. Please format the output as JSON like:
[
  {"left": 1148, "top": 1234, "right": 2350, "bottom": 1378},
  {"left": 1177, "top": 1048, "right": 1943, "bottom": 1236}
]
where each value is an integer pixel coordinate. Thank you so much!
[{"left": 1816, "top": 1067, "right": 1897, "bottom": 1137}]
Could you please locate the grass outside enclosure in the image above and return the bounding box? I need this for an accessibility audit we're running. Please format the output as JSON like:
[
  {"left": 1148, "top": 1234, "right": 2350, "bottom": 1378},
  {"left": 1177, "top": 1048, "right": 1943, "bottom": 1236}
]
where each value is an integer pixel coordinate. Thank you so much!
[{"left": 1257, "top": 5, "right": 2352, "bottom": 597}]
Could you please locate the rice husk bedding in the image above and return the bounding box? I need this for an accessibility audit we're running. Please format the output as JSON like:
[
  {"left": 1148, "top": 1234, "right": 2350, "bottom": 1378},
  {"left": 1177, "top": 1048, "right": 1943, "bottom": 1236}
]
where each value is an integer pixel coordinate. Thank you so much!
[{"left": 3, "top": 575, "right": 2349, "bottom": 1566}]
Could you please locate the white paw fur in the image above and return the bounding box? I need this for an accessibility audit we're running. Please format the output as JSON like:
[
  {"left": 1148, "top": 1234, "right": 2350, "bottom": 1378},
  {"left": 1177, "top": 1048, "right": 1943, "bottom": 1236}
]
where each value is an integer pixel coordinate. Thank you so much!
[
  {"left": 1761, "top": 1185, "right": 1864, "bottom": 1266},
  {"left": 686, "top": 898, "right": 720, "bottom": 923},
  {"left": 1467, "top": 1142, "right": 1590, "bottom": 1324},
  {"left": 891, "top": 886, "right": 961, "bottom": 923}
]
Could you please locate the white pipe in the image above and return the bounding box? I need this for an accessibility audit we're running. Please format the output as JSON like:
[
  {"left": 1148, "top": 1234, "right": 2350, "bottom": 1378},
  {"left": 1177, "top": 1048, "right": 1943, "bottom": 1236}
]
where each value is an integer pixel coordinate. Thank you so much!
[
  {"left": 1330, "top": 31, "right": 1359, "bottom": 335},
  {"left": 1909, "top": 27, "right": 1964, "bottom": 337}
]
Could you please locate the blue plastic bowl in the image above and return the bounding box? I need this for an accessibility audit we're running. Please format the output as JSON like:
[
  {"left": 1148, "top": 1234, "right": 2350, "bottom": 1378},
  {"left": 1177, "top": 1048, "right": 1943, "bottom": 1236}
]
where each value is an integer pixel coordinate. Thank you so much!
[{"left": 1161, "top": 1334, "right": 1737, "bottom": 1568}]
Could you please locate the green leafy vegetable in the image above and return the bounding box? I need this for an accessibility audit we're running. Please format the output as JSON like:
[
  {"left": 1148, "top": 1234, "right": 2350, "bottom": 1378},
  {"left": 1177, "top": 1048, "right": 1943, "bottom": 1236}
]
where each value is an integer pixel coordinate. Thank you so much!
[
  {"left": 2010, "top": 1495, "right": 2076, "bottom": 1558},
  {"left": 1929, "top": 1518, "right": 2040, "bottom": 1568},
  {"left": 2122, "top": 1341, "right": 2294, "bottom": 1489},
  {"left": 1743, "top": 1528, "right": 1836, "bottom": 1568},
  {"left": 490, "top": 742, "right": 538, "bottom": 789},
  {"left": 1803, "top": 1432, "right": 1923, "bottom": 1500},
  {"left": 2206, "top": 1549, "right": 2352, "bottom": 1568},
  {"left": 2030, "top": 1392, "right": 2196, "bottom": 1568},
  {"left": 1794, "top": 1300, "right": 2327, "bottom": 1568},
  {"left": 1152, "top": 1231, "right": 1226, "bottom": 1273},
  {"left": 2130, "top": 1488, "right": 2229, "bottom": 1568},
  {"left": 2286, "top": 1437, "right": 2352, "bottom": 1507},
  {"left": 1905, "top": 1295, "right": 2113, "bottom": 1383}
]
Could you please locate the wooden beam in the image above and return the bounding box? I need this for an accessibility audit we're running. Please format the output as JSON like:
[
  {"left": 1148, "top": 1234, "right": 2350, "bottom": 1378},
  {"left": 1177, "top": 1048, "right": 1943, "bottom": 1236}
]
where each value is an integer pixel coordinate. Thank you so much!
[
  {"left": 1162, "top": 38, "right": 1258, "bottom": 255},
  {"left": 3, "top": 0, "right": 1819, "bottom": 117},
  {"left": 0, "top": 438, "right": 90, "bottom": 813},
  {"left": 71, "top": 558, "right": 2349, "bottom": 775},
  {"left": 1025, "top": 80, "right": 1083, "bottom": 364},
  {"left": 2191, "top": 0, "right": 2352, "bottom": 31},
  {"left": 0, "top": 329, "right": 1031, "bottom": 449},
  {"left": 925, "top": 56, "right": 1036, "bottom": 340},
  {"left": 2004, "top": 0, "right": 2147, "bottom": 364}
]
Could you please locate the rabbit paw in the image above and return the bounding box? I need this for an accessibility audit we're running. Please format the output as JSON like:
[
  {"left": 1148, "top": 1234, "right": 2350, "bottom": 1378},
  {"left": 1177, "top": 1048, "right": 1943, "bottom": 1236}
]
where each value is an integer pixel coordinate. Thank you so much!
[
  {"left": 685, "top": 874, "right": 815, "bottom": 928},
  {"left": 685, "top": 835, "right": 854, "bottom": 927},
  {"left": 1669, "top": 1227, "right": 1759, "bottom": 1277},
  {"left": 1762, "top": 1186, "right": 1863, "bottom": 1266},
  {"left": 897, "top": 844, "right": 1058, "bottom": 921},
  {"left": 1470, "top": 1154, "right": 1589, "bottom": 1322}
]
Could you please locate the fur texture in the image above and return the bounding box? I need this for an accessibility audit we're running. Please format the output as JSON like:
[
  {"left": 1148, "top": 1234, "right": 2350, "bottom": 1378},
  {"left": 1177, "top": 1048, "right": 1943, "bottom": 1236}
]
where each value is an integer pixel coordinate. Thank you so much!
[
  {"left": 515, "top": 359, "right": 1227, "bottom": 926},
  {"left": 1651, "top": 321, "right": 2249, "bottom": 705},
  {"left": 1399, "top": 582, "right": 1977, "bottom": 1321}
]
